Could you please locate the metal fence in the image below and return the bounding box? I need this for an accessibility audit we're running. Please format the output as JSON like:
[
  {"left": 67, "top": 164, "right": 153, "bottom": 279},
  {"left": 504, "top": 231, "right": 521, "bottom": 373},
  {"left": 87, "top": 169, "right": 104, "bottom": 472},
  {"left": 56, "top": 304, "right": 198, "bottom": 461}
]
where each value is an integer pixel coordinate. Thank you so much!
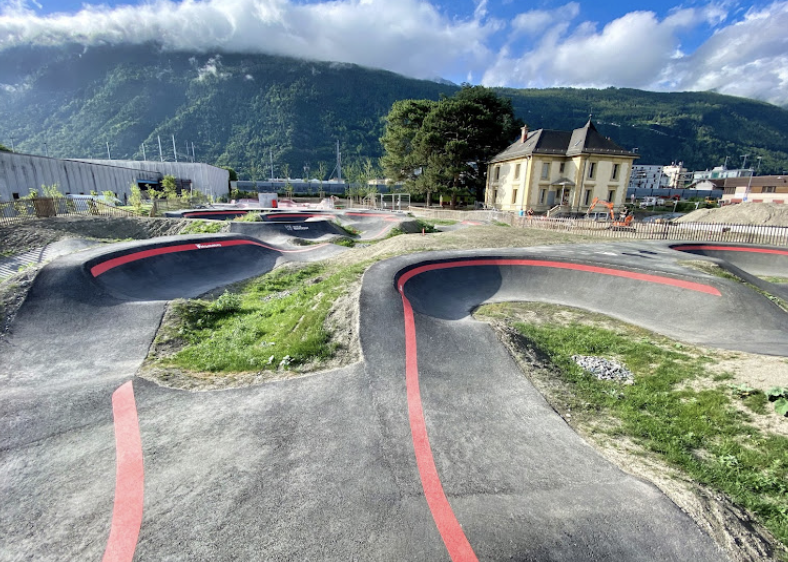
[
  {"left": 0, "top": 196, "right": 217, "bottom": 226},
  {"left": 0, "top": 197, "right": 138, "bottom": 226},
  {"left": 410, "top": 207, "right": 788, "bottom": 247}
]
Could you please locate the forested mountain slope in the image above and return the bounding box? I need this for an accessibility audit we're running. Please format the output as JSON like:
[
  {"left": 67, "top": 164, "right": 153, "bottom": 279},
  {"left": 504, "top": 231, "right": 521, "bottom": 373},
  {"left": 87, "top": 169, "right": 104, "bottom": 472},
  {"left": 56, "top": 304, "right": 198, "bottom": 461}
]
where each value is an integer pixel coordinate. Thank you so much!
[{"left": 1, "top": 43, "right": 787, "bottom": 178}]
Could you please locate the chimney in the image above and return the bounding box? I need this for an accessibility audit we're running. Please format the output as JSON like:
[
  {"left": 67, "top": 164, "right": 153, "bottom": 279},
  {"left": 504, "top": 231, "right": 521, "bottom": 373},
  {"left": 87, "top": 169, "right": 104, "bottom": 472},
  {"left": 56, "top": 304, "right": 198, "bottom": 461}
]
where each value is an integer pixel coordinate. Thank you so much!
[{"left": 520, "top": 125, "right": 529, "bottom": 143}]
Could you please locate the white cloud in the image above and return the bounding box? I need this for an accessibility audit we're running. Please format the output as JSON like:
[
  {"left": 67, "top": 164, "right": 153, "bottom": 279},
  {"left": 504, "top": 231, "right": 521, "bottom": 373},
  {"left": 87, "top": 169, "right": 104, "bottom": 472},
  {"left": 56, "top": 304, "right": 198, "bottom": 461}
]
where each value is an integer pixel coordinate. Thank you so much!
[
  {"left": 483, "top": 2, "right": 788, "bottom": 106},
  {"left": 0, "top": 0, "right": 497, "bottom": 80},
  {"left": 511, "top": 2, "right": 580, "bottom": 37},
  {"left": 195, "top": 55, "right": 230, "bottom": 81},
  {"left": 0, "top": 0, "right": 787, "bottom": 105},
  {"left": 670, "top": 2, "right": 788, "bottom": 103}
]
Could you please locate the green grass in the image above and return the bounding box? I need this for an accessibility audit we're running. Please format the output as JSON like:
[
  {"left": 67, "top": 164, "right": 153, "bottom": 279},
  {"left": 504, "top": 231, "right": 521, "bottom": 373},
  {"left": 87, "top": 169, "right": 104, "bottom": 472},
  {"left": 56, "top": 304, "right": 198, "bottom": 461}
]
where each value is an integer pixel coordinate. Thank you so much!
[
  {"left": 759, "top": 276, "right": 788, "bottom": 285},
  {"left": 233, "top": 212, "right": 262, "bottom": 222},
  {"left": 414, "top": 219, "right": 439, "bottom": 233},
  {"left": 492, "top": 220, "right": 511, "bottom": 227},
  {"left": 428, "top": 219, "right": 458, "bottom": 226},
  {"left": 335, "top": 223, "right": 361, "bottom": 237},
  {"left": 334, "top": 238, "right": 356, "bottom": 247},
  {"left": 489, "top": 313, "right": 788, "bottom": 548},
  {"left": 180, "top": 220, "right": 224, "bottom": 234},
  {"left": 156, "top": 262, "right": 367, "bottom": 373}
]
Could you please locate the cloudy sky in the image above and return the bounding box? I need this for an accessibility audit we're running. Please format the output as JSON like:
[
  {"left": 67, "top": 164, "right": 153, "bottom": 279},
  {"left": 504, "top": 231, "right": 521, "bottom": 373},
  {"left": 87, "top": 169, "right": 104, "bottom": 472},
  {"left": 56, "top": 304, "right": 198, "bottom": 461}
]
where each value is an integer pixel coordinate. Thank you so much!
[{"left": 1, "top": 0, "right": 787, "bottom": 106}]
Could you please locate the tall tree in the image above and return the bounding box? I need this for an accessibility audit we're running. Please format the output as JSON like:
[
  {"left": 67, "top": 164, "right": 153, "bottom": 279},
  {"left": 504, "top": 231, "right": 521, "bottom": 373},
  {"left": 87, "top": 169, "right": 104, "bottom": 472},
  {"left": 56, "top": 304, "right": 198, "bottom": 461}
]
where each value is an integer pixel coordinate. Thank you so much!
[
  {"left": 380, "top": 99, "right": 437, "bottom": 204},
  {"left": 380, "top": 86, "right": 521, "bottom": 205}
]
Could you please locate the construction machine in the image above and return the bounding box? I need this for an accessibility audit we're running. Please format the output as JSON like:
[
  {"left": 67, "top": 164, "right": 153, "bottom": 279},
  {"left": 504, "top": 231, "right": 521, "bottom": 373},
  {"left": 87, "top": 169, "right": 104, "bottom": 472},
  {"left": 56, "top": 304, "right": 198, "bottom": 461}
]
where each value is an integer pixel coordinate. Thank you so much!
[{"left": 586, "top": 198, "right": 635, "bottom": 230}]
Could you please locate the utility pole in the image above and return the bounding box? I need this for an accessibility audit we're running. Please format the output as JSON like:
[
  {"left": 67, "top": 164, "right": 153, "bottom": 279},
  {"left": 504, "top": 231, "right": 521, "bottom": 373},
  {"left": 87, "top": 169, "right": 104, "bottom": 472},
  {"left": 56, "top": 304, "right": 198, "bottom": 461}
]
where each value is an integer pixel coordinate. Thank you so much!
[
  {"left": 744, "top": 156, "right": 761, "bottom": 202},
  {"left": 741, "top": 154, "right": 749, "bottom": 171},
  {"left": 336, "top": 139, "right": 342, "bottom": 182},
  {"left": 9, "top": 136, "right": 14, "bottom": 152},
  {"left": 172, "top": 135, "right": 178, "bottom": 163},
  {"left": 106, "top": 142, "right": 112, "bottom": 160},
  {"left": 141, "top": 144, "right": 147, "bottom": 161},
  {"left": 269, "top": 148, "right": 274, "bottom": 180},
  {"left": 44, "top": 142, "right": 48, "bottom": 158},
  {"left": 191, "top": 142, "right": 196, "bottom": 163},
  {"left": 158, "top": 135, "right": 164, "bottom": 162}
]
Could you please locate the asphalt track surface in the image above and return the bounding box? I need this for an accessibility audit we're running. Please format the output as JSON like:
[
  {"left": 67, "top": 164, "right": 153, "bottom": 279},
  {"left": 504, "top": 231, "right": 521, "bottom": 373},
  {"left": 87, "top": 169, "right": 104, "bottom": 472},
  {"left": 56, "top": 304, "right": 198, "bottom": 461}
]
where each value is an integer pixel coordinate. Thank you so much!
[{"left": 3, "top": 235, "right": 787, "bottom": 561}]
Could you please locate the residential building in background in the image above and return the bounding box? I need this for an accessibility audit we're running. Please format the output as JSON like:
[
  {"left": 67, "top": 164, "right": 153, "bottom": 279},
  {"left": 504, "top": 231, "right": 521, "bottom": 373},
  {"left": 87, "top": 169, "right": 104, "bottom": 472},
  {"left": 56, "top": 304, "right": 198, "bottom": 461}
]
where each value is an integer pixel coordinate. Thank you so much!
[
  {"left": 721, "top": 175, "right": 788, "bottom": 204},
  {"left": 486, "top": 120, "right": 638, "bottom": 213}
]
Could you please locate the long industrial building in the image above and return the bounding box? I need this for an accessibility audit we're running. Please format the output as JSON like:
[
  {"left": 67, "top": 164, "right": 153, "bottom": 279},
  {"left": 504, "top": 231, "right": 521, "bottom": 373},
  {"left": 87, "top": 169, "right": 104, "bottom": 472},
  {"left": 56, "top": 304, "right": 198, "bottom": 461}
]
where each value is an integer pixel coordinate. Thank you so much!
[{"left": 0, "top": 151, "right": 229, "bottom": 202}]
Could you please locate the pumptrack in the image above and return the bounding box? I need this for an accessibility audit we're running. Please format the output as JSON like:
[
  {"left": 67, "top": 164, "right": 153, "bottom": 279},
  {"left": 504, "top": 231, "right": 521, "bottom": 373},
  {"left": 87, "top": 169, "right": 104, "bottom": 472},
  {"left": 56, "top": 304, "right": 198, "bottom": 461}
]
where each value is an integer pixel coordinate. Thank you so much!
[{"left": 2, "top": 237, "right": 787, "bottom": 561}]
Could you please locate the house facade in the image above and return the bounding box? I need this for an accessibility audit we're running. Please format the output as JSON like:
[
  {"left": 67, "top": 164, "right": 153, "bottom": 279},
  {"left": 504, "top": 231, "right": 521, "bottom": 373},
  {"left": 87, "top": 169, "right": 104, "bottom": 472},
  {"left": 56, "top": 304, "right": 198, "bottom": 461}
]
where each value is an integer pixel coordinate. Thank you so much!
[
  {"left": 485, "top": 120, "right": 638, "bottom": 213},
  {"left": 720, "top": 175, "right": 788, "bottom": 204}
]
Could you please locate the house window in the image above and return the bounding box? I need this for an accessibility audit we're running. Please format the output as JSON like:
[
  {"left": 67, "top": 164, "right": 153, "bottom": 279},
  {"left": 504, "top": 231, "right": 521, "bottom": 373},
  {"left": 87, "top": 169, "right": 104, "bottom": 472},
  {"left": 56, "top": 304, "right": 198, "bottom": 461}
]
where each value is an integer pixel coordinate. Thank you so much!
[
  {"left": 494, "top": 166, "right": 501, "bottom": 181},
  {"left": 608, "top": 189, "right": 616, "bottom": 202},
  {"left": 512, "top": 189, "right": 518, "bottom": 204},
  {"left": 493, "top": 189, "right": 498, "bottom": 202},
  {"left": 588, "top": 162, "right": 596, "bottom": 179},
  {"left": 514, "top": 163, "right": 521, "bottom": 179},
  {"left": 541, "top": 163, "right": 550, "bottom": 180},
  {"left": 612, "top": 164, "right": 620, "bottom": 180},
  {"left": 584, "top": 189, "right": 592, "bottom": 206},
  {"left": 539, "top": 189, "right": 547, "bottom": 204},
  {"left": 559, "top": 162, "right": 566, "bottom": 174},
  {"left": 764, "top": 186, "right": 776, "bottom": 193},
  {"left": 12, "top": 192, "right": 19, "bottom": 200}
]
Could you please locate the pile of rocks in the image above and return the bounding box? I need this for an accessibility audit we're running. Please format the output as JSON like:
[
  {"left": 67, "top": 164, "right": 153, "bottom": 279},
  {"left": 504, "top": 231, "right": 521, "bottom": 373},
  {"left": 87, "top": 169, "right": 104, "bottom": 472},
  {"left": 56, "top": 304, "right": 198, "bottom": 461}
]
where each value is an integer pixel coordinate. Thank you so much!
[{"left": 572, "top": 355, "right": 634, "bottom": 383}]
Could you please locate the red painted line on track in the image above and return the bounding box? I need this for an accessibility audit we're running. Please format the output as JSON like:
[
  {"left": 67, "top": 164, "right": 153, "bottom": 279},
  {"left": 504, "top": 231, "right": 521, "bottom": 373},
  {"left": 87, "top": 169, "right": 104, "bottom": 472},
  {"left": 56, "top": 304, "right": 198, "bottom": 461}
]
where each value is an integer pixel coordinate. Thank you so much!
[
  {"left": 90, "top": 239, "right": 329, "bottom": 277},
  {"left": 182, "top": 211, "right": 248, "bottom": 217},
  {"left": 673, "top": 245, "right": 788, "bottom": 256},
  {"left": 395, "top": 258, "right": 721, "bottom": 561},
  {"left": 102, "top": 381, "right": 144, "bottom": 562},
  {"left": 265, "top": 213, "right": 322, "bottom": 220},
  {"left": 399, "top": 292, "right": 480, "bottom": 562},
  {"left": 398, "top": 259, "right": 721, "bottom": 296}
]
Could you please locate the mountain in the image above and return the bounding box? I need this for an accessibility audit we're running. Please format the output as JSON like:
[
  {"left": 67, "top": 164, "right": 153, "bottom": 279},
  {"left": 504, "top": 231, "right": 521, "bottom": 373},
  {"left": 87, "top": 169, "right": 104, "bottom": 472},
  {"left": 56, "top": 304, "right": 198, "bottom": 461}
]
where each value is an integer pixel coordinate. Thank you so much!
[{"left": 2, "top": 43, "right": 788, "bottom": 178}]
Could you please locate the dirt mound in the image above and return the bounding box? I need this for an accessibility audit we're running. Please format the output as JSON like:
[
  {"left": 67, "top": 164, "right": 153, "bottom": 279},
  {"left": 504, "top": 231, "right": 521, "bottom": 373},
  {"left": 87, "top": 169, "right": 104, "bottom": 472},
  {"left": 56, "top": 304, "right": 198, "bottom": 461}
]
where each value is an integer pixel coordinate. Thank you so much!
[
  {"left": 677, "top": 203, "right": 788, "bottom": 226},
  {"left": 0, "top": 216, "right": 192, "bottom": 255}
]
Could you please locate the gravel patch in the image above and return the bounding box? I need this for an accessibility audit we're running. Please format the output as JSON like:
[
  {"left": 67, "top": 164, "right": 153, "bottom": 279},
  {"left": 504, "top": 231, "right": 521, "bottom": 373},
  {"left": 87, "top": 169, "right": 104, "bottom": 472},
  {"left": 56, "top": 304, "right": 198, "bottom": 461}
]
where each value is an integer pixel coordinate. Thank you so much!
[{"left": 572, "top": 355, "right": 634, "bottom": 383}]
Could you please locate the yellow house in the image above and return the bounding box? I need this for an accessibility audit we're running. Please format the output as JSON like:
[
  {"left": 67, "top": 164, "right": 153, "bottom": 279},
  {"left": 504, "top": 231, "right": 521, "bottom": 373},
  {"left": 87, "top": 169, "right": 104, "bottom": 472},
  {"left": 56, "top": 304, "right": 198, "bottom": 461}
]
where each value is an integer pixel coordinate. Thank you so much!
[{"left": 485, "top": 120, "right": 638, "bottom": 213}]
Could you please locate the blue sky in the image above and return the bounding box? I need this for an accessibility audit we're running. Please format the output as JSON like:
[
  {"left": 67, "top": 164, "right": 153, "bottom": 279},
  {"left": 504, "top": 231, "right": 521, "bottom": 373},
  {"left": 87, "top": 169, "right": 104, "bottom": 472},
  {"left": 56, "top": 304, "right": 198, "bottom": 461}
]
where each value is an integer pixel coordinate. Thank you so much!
[{"left": 2, "top": 0, "right": 788, "bottom": 105}]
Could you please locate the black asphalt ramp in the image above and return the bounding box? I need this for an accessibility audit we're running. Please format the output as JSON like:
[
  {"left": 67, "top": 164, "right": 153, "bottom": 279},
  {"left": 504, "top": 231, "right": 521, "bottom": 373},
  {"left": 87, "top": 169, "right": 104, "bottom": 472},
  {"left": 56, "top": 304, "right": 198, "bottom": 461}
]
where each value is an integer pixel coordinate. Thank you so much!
[{"left": 5, "top": 239, "right": 787, "bottom": 560}]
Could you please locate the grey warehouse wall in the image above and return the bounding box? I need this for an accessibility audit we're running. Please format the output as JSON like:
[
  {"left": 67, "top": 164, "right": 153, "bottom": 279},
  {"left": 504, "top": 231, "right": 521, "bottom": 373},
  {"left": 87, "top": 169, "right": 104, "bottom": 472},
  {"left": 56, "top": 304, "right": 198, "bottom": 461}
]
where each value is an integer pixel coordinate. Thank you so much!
[
  {"left": 72, "top": 160, "right": 229, "bottom": 199},
  {"left": 0, "top": 153, "right": 229, "bottom": 201},
  {"left": 0, "top": 152, "right": 160, "bottom": 201}
]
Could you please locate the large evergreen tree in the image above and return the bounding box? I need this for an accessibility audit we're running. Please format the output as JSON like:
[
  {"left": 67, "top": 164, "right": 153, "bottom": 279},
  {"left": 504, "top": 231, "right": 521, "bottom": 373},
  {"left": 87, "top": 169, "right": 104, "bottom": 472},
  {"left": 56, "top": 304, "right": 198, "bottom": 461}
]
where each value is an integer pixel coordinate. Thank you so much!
[{"left": 381, "top": 85, "right": 522, "bottom": 204}]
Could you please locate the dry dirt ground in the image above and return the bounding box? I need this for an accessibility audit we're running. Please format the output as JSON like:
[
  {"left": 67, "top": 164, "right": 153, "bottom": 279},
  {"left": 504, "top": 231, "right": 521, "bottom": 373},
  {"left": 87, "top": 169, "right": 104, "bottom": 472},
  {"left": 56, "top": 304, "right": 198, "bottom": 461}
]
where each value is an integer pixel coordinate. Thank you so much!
[
  {"left": 1, "top": 213, "right": 787, "bottom": 561},
  {"left": 678, "top": 202, "right": 788, "bottom": 226}
]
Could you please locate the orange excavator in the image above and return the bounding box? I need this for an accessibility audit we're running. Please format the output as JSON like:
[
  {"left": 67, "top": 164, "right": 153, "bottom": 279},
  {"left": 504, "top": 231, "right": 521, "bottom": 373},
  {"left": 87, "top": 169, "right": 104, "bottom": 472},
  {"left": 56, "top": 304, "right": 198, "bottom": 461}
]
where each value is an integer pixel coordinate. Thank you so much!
[{"left": 586, "top": 198, "right": 635, "bottom": 230}]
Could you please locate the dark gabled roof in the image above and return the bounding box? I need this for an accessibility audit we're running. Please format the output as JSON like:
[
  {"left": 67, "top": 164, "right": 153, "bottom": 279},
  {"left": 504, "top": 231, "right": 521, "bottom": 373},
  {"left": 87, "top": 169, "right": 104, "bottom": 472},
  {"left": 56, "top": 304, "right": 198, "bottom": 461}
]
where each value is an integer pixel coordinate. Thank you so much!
[
  {"left": 490, "top": 120, "right": 635, "bottom": 163},
  {"left": 567, "top": 120, "right": 634, "bottom": 156}
]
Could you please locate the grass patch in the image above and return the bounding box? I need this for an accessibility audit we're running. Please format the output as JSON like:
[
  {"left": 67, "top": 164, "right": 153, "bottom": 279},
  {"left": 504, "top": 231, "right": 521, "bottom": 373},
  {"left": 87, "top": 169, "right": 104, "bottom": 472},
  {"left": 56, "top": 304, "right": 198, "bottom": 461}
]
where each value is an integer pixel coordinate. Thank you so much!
[
  {"left": 414, "top": 219, "right": 439, "bottom": 233},
  {"left": 428, "top": 219, "right": 458, "bottom": 226},
  {"left": 759, "top": 276, "right": 788, "bottom": 284},
  {"left": 335, "top": 223, "right": 361, "bottom": 237},
  {"left": 233, "top": 212, "right": 262, "bottom": 222},
  {"left": 153, "top": 261, "right": 367, "bottom": 373},
  {"left": 334, "top": 238, "right": 356, "bottom": 248},
  {"left": 476, "top": 303, "right": 788, "bottom": 548},
  {"left": 180, "top": 220, "right": 224, "bottom": 234},
  {"left": 492, "top": 220, "right": 511, "bottom": 227}
]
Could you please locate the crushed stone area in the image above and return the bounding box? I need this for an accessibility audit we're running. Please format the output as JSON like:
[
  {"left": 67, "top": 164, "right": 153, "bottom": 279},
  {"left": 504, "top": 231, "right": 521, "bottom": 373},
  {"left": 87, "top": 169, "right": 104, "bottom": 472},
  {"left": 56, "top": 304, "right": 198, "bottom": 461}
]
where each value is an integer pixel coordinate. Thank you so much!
[{"left": 572, "top": 355, "right": 634, "bottom": 383}]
